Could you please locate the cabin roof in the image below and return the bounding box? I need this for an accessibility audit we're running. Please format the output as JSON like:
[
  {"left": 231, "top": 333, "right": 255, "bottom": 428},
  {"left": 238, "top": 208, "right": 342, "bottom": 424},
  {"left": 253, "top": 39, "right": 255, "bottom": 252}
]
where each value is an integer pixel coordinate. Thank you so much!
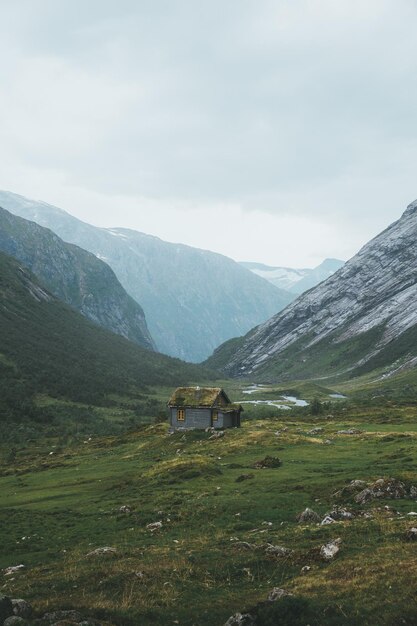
[{"left": 168, "top": 386, "right": 242, "bottom": 409}]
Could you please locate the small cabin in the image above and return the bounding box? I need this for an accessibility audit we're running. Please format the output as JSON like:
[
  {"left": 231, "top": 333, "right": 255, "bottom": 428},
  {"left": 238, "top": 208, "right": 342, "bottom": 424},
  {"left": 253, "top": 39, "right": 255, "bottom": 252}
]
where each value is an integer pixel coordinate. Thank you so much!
[{"left": 168, "top": 387, "right": 243, "bottom": 430}]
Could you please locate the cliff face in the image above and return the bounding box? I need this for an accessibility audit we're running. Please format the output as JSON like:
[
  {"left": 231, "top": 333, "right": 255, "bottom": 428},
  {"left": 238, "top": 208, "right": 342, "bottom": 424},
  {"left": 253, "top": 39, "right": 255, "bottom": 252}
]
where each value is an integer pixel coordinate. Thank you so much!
[
  {"left": 209, "top": 200, "right": 417, "bottom": 379},
  {"left": 0, "top": 206, "right": 155, "bottom": 350}
]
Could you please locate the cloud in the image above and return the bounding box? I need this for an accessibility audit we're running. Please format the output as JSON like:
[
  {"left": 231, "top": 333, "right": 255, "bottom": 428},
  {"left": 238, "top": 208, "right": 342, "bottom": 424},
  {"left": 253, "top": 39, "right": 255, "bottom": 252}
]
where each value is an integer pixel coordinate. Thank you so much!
[{"left": 0, "top": 0, "right": 416, "bottom": 265}]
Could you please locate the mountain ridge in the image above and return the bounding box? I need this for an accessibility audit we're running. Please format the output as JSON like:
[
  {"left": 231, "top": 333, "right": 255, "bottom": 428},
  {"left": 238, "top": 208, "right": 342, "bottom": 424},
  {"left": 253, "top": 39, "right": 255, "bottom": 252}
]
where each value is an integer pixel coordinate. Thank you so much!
[
  {"left": 0, "top": 190, "right": 292, "bottom": 362},
  {"left": 0, "top": 206, "right": 155, "bottom": 350},
  {"left": 207, "top": 200, "right": 417, "bottom": 381}
]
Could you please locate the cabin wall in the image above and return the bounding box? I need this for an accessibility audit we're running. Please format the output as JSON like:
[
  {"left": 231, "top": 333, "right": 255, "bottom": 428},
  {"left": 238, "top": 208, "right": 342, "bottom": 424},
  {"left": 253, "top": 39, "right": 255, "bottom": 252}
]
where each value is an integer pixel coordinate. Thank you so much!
[{"left": 170, "top": 407, "right": 211, "bottom": 429}]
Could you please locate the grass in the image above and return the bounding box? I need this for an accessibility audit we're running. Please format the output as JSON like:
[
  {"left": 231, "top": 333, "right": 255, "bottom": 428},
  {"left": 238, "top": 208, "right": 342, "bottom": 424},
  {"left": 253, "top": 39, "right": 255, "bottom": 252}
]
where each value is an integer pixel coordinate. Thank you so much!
[{"left": 2, "top": 399, "right": 417, "bottom": 625}]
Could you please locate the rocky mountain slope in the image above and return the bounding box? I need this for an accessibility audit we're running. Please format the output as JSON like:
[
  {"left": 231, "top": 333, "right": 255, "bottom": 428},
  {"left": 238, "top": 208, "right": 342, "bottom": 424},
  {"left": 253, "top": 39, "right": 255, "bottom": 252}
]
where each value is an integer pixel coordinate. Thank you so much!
[
  {"left": 209, "top": 200, "right": 417, "bottom": 380},
  {"left": 0, "top": 191, "right": 292, "bottom": 362},
  {"left": 240, "top": 258, "right": 344, "bottom": 294},
  {"left": 0, "top": 206, "right": 155, "bottom": 350},
  {"left": 0, "top": 250, "right": 210, "bottom": 425}
]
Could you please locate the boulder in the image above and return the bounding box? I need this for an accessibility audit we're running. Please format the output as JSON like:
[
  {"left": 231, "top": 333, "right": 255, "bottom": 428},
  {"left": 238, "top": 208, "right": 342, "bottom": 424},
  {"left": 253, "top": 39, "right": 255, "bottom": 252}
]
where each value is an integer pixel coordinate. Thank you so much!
[
  {"left": 325, "top": 506, "right": 354, "bottom": 521},
  {"left": 307, "top": 427, "right": 324, "bottom": 435},
  {"left": 405, "top": 527, "right": 417, "bottom": 541},
  {"left": 86, "top": 546, "right": 117, "bottom": 557},
  {"left": 337, "top": 429, "right": 362, "bottom": 435},
  {"left": 410, "top": 485, "right": 417, "bottom": 499},
  {"left": 146, "top": 521, "right": 163, "bottom": 532},
  {"left": 297, "top": 508, "right": 320, "bottom": 524},
  {"left": 12, "top": 599, "right": 32, "bottom": 619},
  {"left": 224, "top": 613, "right": 255, "bottom": 626},
  {"left": 321, "top": 516, "right": 336, "bottom": 525},
  {"left": 267, "top": 588, "right": 292, "bottom": 601},
  {"left": 320, "top": 538, "right": 341, "bottom": 560},
  {"left": 0, "top": 595, "right": 13, "bottom": 623},
  {"left": 3, "top": 565, "right": 25, "bottom": 577},
  {"left": 41, "top": 610, "right": 83, "bottom": 623},
  {"left": 355, "top": 478, "right": 407, "bottom": 504}
]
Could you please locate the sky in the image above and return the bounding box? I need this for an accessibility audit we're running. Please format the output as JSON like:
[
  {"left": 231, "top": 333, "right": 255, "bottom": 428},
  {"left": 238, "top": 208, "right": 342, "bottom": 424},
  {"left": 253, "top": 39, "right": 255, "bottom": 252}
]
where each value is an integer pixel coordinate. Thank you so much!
[{"left": 0, "top": 0, "right": 416, "bottom": 267}]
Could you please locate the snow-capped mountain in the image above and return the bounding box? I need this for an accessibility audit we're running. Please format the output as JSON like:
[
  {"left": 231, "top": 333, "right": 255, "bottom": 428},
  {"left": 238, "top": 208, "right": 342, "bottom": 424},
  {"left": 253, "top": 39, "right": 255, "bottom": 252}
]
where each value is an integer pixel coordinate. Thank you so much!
[
  {"left": 209, "top": 200, "right": 417, "bottom": 380},
  {"left": 240, "top": 258, "right": 344, "bottom": 294},
  {"left": 0, "top": 191, "right": 292, "bottom": 362}
]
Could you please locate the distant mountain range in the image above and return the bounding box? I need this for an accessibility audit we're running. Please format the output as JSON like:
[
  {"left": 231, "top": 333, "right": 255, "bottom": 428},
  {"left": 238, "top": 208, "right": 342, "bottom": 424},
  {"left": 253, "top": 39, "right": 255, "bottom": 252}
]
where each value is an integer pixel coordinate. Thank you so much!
[
  {"left": 208, "top": 200, "right": 417, "bottom": 382},
  {"left": 0, "top": 206, "right": 155, "bottom": 350},
  {"left": 0, "top": 191, "right": 292, "bottom": 362},
  {"left": 240, "top": 258, "right": 344, "bottom": 294},
  {"left": 0, "top": 249, "right": 210, "bottom": 426}
]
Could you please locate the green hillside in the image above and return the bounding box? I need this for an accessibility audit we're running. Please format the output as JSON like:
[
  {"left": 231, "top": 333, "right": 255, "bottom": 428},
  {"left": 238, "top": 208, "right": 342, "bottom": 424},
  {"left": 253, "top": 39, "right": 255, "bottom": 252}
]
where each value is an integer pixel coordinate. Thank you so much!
[{"left": 0, "top": 251, "right": 213, "bottom": 437}]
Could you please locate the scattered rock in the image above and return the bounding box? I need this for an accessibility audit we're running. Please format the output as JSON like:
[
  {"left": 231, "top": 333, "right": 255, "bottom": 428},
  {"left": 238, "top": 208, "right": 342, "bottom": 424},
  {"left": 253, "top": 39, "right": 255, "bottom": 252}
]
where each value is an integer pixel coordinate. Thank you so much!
[
  {"left": 224, "top": 613, "right": 255, "bottom": 626},
  {"left": 410, "top": 485, "right": 417, "bottom": 498},
  {"left": 307, "top": 427, "right": 324, "bottom": 435},
  {"left": 209, "top": 431, "right": 225, "bottom": 440},
  {"left": 252, "top": 456, "right": 282, "bottom": 469},
  {"left": 301, "top": 565, "right": 311, "bottom": 574},
  {"left": 0, "top": 595, "right": 13, "bottom": 623},
  {"left": 146, "top": 521, "right": 163, "bottom": 532},
  {"left": 86, "top": 546, "right": 117, "bottom": 557},
  {"left": 267, "top": 587, "right": 293, "bottom": 602},
  {"left": 321, "top": 515, "right": 336, "bottom": 525},
  {"left": 264, "top": 544, "right": 292, "bottom": 558},
  {"left": 12, "top": 599, "right": 32, "bottom": 619},
  {"left": 339, "top": 425, "right": 356, "bottom": 434},
  {"left": 355, "top": 478, "right": 408, "bottom": 504},
  {"left": 320, "top": 538, "right": 341, "bottom": 560},
  {"left": 4, "top": 617, "right": 27, "bottom": 626},
  {"left": 3, "top": 565, "right": 25, "bottom": 577},
  {"left": 118, "top": 505, "right": 131, "bottom": 514},
  {"left": 325, "top": 506, "right": 354, "bottom": 521},
  {"left": 235, "top": 474, "right": 254, "bottom": 483},
  {"left": 297, "top": 508, "right": 320, "bottom": 524},
  {"left": 405, "top": 528, "right": 417, "bottom": 541}
]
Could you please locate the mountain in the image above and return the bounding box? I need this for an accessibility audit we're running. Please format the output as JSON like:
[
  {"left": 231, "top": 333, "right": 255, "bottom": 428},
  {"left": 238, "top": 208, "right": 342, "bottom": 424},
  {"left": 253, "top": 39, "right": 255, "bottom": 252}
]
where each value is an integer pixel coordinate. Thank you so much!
[
  {"left": 0, "top": 206, "right": 155, "bottom": 350},
  {"left": 0, "top": 191, "right": 293, "bottom": 362},
  {"left": 0, "top": 250, "right": 211, "bottom": 425},
  {"left": 240, "top": 258, "right": 345, "bottom": 294},
  {"left": 208, "top": 200, "right": 417, "bottom": 381}
]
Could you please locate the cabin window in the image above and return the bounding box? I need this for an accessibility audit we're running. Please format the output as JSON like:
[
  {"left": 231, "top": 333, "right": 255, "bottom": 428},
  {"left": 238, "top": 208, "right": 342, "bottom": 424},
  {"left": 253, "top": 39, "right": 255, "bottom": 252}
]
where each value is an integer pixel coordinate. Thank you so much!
[
  {"left": 177, "top": 408, "right": 185, "bottom": 421},
  {"left": 212, "top": 410, "right": 218, "bottom": 422}
]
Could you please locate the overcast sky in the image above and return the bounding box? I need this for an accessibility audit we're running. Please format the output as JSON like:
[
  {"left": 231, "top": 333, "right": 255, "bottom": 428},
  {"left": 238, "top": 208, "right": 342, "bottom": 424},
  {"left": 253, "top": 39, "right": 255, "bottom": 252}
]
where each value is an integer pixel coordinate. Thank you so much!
[{"left": 0, "top": 0, "right": 416, "bottom": 267}]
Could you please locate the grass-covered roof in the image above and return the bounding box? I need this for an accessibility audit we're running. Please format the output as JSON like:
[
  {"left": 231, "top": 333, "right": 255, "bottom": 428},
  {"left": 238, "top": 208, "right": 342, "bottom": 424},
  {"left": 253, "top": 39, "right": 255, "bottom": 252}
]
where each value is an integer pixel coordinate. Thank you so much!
[{"left": 169, "top": 387, "right": 235, "bottom": 408}]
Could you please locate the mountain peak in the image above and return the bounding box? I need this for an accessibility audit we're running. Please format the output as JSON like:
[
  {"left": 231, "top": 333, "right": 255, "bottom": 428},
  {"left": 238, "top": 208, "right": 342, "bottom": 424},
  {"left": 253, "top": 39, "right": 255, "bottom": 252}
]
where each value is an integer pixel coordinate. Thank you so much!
[{"left": 404, "top": 199, "right": 417, "bottom": 216}]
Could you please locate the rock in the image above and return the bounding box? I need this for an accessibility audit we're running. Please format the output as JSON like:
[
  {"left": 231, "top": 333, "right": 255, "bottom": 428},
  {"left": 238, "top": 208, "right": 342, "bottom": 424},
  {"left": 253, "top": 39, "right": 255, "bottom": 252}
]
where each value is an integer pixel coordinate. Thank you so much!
[
  {"left": 320, "top": 538, "right": 341, "bottom": 560},
  {"left": 410, "top": 485, "right": 417, "bottom": 498},
  {"left": 307, "top": 427, "right": 324, "bottom": 435},
  {"left": 321, "top": 515, "right": 336, "bottom": 525},
  {"left": 146, "top": 521, "right": 162, "bottom": 532},
  {"left": 355, "top": 478, "right": 407, "bottom": 504},
  {"left": 42, "top": 610, "right": 83, "bottom": 623},
  {"left": 3, "top": 565, "right": 25, "bottom": 577},
  {"left": 405, "top": 527, "right": 417, "bottom": 541},
  {"left": 264, "top": 544, "right": 292, "bottom": 557},
  {"left": 297, "top": 508, "right": 320, "bottom": 524},
  {"left": 0, "top": 595, "right": 13, "bottom": 623},
  {"left": 209, "top": 431, "right": 225, "bottom": 440},
  {"left": 12, "top": 599, "right": 32, "bottom": 618},
  {"left": 235, "top": 474, "right": 254, "bottom": 483},
  {"left": 224, "top": 613, "right": 255, "bottom": 626},
  {"left": 118, "top": 505, "right": 131, "bottom": 514},
  {"left": 267, "top": 587, "right": 292, "bottom": 601},
  {"left": 234, "top": 542, "right": 257, "bottom": 551},
  {"left": 325, "top": 506, "right": 354, "bottom": 520},
  {"left": 252, "top": 456, "right": 282, "bottom": 469},
  {"left": 301, "top": 565, "right": 311, "bottom": 574},
  {"left": 86, "top": 546, "right": 117, "bottom": 557},
  {"left": 337, "top": 429, "right": 362, "bottom": 435},
  {"left": 4, "top": 618, "right": 27, "bottom": 626},
  {"left": 4, "top": 617, "right": 27, "bottom": 626}
]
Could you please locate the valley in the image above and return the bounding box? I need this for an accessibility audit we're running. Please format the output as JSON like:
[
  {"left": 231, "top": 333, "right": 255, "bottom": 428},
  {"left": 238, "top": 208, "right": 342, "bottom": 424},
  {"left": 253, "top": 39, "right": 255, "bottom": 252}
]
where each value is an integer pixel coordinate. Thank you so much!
[{"left": 1, "top": 387, "right": 417, "bottom": 625}]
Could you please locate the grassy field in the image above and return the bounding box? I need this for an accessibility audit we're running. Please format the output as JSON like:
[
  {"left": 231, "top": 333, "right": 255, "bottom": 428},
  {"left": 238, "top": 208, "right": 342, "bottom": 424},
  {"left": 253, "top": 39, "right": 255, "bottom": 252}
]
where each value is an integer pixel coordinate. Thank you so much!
[{"left": 1, "top": 395, "right": 417, "bottom": 625}]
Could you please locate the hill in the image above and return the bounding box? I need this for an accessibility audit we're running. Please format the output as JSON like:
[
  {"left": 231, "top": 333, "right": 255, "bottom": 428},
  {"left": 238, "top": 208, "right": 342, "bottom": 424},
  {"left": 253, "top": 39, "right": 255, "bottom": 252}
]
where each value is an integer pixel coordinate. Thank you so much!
[
  {"left": 0, "top": 190, "right": 293, "bottom": 361},
  {"left": 0, "top": 206, "right": 155, "bottom": 350},
  {"left": 208, "top": 200, "right": 417, "bottom": 381},
  {"left": 0, "top": 251, "right": 211, "bottom": 435}
]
